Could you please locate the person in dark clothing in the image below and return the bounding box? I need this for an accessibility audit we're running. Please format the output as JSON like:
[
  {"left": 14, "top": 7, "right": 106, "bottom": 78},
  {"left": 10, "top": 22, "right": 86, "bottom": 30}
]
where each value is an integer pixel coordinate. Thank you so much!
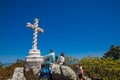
[
  {"left": 76, "top": 63, "right": 84, "bottom": 80},
  {"left": 55, "top": 55, "right": 58, "bottom": 63}
]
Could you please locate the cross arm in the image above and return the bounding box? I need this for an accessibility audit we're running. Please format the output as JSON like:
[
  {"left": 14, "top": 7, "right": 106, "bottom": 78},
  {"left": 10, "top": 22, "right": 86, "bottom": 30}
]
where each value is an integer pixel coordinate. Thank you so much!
[
  {"left": 26, "top": 22, "right": 34, "bottom": 29},
  {"left": 37, "top": 27, "right": 44, "bottom": 33}
]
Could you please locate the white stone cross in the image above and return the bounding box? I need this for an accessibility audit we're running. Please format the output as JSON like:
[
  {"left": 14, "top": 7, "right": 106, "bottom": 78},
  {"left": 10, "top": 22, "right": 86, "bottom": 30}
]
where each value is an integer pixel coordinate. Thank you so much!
[{"left": 26, "top": 18, "right": 44, "bottom": 50}]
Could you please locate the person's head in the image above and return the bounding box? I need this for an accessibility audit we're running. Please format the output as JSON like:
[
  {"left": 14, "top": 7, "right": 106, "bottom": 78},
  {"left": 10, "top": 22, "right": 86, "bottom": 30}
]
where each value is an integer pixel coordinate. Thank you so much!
[
  {"left": 46, "top": 57, "right": 50, "bottom": 61},
  {"left": 61, "top": 52, "right": 64, "bottom": 57},
  {"left": 41, "top": 63, "right": 46, "bottom": 68},
  {"left": 76, "top": 63, "right": 81, "bottom": 66},
  {"left": 50, "top": 50, "right": 54, "bottom": 53}
]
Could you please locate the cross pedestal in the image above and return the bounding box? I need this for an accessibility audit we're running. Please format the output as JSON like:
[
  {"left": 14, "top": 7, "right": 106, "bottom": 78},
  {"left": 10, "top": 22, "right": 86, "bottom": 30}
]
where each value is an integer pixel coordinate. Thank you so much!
[
  {"left": 25, "top": 18, "right": 44, "bottom": 72},
  {"left": 25, "top": 49, "right": 43, "bottom": 69}
]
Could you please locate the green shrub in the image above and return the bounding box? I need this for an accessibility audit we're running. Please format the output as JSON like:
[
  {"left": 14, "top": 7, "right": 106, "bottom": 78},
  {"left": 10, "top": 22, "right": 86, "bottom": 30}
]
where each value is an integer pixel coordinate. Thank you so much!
[{"left": 79, "top": 56, "right": 120, "bottom": 80}]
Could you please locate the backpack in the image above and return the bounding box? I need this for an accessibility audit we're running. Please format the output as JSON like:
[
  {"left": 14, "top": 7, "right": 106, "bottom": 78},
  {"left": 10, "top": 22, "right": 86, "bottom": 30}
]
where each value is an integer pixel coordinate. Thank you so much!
[
  {"left": 55, "top": 55, "right": 58, "bottom": 62},
  {"left": 76, "top": 66, "right": 82, "bottom": 75}
]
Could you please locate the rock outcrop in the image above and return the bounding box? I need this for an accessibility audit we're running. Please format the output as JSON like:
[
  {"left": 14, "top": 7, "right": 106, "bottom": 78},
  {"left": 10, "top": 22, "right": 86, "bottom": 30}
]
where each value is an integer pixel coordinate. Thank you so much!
[
  {"left": 52, "top": 64, "right": 77, "bottom": 80},
  {"left": 10, "top": 67, "right": 26, "bottom": 80},
  {"left": 9, "top": 64, "right": 76, "bottom": 80}
]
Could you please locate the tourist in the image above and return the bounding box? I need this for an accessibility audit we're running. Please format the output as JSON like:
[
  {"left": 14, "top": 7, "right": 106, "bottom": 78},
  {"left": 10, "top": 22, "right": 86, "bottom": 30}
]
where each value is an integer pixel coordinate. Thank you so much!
[
  {"left": 38, "top": 63, "right": 49, "bottom": 80},
  {"left": 75, "top": 63, "right": 84, "bottom": 80},
  {"left": 46, "top": 58, "right": 53, "bottom": 80},
  {"left": 59, "top": 52, "right": 65, "bottom": 65},
  {"left": 48, "top": 50, "right": 56, "bottom": 63}
]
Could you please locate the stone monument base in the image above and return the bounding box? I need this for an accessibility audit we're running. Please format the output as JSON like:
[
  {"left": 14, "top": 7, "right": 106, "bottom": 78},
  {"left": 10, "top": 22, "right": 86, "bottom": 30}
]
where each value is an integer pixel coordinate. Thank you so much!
[{"left": 25, "top": 49, "right": 43, "bottom": 73}]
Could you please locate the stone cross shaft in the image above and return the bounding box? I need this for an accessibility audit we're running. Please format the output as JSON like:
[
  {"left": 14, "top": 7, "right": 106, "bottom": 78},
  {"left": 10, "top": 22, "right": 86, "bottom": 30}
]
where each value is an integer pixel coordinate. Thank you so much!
[{"left": 27, "top": 18, "right": 44, "bottom": 50}]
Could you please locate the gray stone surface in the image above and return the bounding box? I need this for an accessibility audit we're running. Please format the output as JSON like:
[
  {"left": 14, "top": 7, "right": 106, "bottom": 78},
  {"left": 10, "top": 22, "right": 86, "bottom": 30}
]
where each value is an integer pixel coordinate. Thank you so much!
[
  {"left": 10, "top": 67, "right": 26, "bottom": 80},
  {"left": 52, "top": 64, "right": 77, "bottom": 80}
]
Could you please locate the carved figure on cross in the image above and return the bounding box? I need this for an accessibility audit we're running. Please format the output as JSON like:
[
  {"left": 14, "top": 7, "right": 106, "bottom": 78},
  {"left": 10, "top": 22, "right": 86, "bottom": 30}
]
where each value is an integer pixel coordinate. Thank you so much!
[{"left": 27, "top": 18, "right": 44, "bottom": 50}]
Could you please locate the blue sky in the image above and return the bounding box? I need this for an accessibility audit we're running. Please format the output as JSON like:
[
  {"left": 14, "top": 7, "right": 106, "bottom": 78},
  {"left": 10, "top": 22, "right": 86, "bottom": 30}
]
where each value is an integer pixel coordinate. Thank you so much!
[{"left": 0, "top": 0, "right": 120, "bottom": 63}]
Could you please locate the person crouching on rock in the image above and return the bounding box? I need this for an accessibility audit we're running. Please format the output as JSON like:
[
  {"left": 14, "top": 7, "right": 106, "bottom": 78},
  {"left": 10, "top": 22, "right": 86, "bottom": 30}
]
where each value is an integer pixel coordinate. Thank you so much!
[{"left": 39, "top": 63, "right": 49, "bottom": 80}]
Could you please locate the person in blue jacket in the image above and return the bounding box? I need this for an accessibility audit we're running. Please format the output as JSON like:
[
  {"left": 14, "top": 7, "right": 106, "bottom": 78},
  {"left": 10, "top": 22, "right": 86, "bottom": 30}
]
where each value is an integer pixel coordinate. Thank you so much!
[{"left": 39, "top": 63, "right": 49, "bottom": 80}]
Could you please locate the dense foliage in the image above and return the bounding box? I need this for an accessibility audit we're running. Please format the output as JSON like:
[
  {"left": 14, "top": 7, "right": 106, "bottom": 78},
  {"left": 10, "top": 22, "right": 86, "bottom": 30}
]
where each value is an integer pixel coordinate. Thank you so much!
[
  {"left": 103, "top": 45, "right": 120, "bottom": 60},
  {"left": 64, "top": 55, "right": 120, "bottom": 80},
  {"left": 79, "top": 56, "right": 120, "bottom": 80}
]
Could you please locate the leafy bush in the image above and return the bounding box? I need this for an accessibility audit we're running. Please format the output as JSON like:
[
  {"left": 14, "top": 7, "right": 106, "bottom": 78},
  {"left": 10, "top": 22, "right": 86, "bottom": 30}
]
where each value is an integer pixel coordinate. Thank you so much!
[
  {"left": 79, "top": 56, "right": 120, "bottom": 80},
  {"left": 103, "top": 45, "right": 120, "bottom": 60}
]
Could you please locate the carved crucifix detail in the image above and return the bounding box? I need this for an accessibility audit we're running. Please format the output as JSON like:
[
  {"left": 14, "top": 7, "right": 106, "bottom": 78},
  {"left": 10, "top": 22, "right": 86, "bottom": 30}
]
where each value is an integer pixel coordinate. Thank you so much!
[{"left": 27, "top": 18, "right": 44, "bottom": 50}]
